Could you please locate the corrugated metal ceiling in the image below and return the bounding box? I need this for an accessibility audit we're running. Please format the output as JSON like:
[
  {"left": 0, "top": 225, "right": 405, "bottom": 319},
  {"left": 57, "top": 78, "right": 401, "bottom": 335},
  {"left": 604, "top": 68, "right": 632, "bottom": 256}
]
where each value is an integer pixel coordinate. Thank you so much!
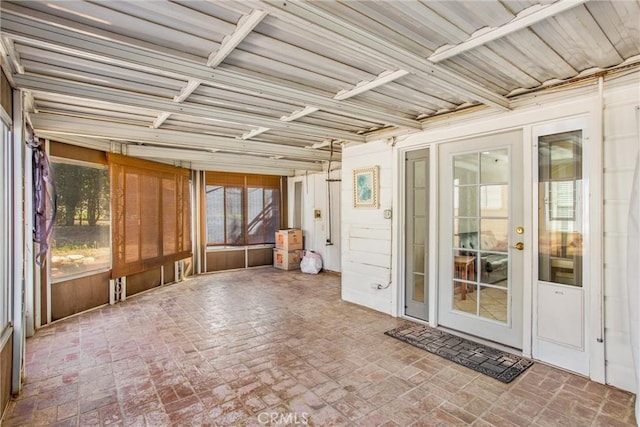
[{"left": 1, "top": 0, "right": 639, "bottom": 175}]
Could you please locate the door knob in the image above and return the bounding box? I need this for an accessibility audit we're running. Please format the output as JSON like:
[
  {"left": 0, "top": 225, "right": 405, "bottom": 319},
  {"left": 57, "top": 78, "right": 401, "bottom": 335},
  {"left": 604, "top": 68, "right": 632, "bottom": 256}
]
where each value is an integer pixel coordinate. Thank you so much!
[{"left": 512, "top": 242, "right": 524, "bottom": 250}]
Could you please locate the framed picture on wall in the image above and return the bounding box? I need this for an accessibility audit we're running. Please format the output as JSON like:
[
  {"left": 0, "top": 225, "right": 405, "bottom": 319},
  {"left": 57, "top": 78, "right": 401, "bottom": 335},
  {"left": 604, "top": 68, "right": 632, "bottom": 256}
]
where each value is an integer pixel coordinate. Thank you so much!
[{"left": 353, "top": 166, "right": 379, "bottom": 208}]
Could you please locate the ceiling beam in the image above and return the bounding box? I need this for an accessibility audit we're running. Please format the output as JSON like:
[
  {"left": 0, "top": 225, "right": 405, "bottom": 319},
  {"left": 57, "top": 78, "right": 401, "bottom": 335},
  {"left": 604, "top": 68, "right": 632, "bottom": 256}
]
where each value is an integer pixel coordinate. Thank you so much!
[
  {"left": 334, "top": 69, "right": 410, "bottom": 100},
  {"left": 0, "top": 36, "right": 24, "bottom": 74},
  {"left": 428, "top": 0, "right": 590, "bottom": 63},
  {"left": 36, "top": 131, "right": 115, "bottom": 152},
  {"left": 1, "top": 11, "right": 421, "bottom": 130},
  {"left": 207, "top": 9, "right": 268, "bottom": 68},
  {"left": 262, "top": 0, "right": 511, "bottom": 111},
  {"left": 152, "top": 112, "right": 171, "bottom": 129},
  {"left": 124, "top": 145, "right": 322, "bottom": 171},
  {"left": 154, "top": 9, "right": 268, "bottom": 130},
  {"left": 280, "top": 106, "right": 319, "bottom": 122},
  {"left": 36, "top": 132, "right": 303, "bottom": 175},
  {"left": 241, "top": 127, "right": 270, "bottom": 140},
  {"left": 173, "top": 80, "right": 202, "bottom": 103},
  {"left": 14, "top": 73, "right": 364, "bottom": 142},
  {"left": 30, "top": 113, "right": 338, "bottom": 161},
  {"left": 183, "top": 161, "right": 296, "bottom": 176}
]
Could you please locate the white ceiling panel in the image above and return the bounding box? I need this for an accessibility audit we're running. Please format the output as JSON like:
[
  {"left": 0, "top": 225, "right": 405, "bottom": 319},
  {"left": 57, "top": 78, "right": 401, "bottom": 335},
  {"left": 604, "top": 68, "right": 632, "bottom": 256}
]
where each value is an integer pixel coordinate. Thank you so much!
[{"left": 1, "top": 0, "right": 638, "bottom": 175}]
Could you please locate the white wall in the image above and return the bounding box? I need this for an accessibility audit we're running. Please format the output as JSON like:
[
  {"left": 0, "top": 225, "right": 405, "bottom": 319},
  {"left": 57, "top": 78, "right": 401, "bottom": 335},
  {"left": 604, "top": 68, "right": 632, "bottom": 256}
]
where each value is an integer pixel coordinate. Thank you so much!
[
  {"left": 601, "top": 77, "right": 640, "bottom": 392},
  {"left": 340, "top": 71, "right": 640, "bottom": 392},
  {"left": 341, "top": 141, "right": 394, "bottom": 313},
  {"left": 288, "top": 169, "right": 342, "bottom": 272}
]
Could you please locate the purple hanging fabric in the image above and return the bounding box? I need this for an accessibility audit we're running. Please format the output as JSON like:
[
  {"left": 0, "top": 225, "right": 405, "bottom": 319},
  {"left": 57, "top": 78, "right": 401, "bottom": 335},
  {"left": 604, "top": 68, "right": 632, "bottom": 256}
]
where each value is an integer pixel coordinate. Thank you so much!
[{"left": 27, "top": 134, "right": 56, "bottom": 266}]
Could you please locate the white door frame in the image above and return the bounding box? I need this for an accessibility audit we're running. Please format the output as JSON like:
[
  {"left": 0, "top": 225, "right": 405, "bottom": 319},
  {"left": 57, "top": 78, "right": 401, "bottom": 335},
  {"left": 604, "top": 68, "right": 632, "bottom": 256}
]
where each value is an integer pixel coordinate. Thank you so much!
[
  {"left": 394, "top": 142, "right": 438, "bottom": 326},
  {"left": 393, "top": 96, "right": 604, "bottom": 380},
  {"left": 531, "top": 114, "right": 605, "bottom": 380}
]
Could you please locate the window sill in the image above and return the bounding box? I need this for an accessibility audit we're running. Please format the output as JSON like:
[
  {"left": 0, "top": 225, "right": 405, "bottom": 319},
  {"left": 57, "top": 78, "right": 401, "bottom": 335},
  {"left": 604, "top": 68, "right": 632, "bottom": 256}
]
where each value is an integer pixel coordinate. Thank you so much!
[
  {"left": 0, "top": 324, "right": 13, "bottom": 348},
  {"left": 51, "top": 267, "right": 111, "bottom": 285},
  {"left": 206, "top": 244, "right": 275, "bottom": 252}
]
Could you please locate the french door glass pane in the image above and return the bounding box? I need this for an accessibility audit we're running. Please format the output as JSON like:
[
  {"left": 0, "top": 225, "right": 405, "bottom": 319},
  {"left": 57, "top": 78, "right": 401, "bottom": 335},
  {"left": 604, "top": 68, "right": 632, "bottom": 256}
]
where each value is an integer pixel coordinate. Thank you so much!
[
  {"left": 413, "top": 274, "right": 425, "bottom": 303},
  {"left": 456, "top": 186, "right": 478, "bottom": 217},
  {"left": 453, "top": 150, "right": 510, "bottom": 323},
  {"left": 414, "top": 160, "right": 426, "bottom": 187},
  {"left": 538, "top": 131, "right": 583, "bottom": 287},
  {"left": 480, "top": 219, "right": 508, "bottom": 251},
  {"left": 480, "top": 185, "right": 508, "bottom": 216},
  {"left": 453, "top": 280, "right": 476, "bottom": 315},
  {"left": 414, "top": 245, "right": 425, "bottom": 272},
  {"left": 414, "top": 189, "right": 426, "bottom": 216},
  {"left": 454, "top": 153, "right": 478, "bottom": 185},
  {"left": 454, "top": 218, "right": 478, "bottom": 248},
  {"left": 406, "top": 151, "right": 429, "bottom": 319},
  {"left": 481, "top": 149, "right": 509, "bottom": 183},
  {"left": 414, "top": 220, "right": 425, "bottom": 245},
  {"left": 479, "top": 287, "right": 508, "bottom": 322}
]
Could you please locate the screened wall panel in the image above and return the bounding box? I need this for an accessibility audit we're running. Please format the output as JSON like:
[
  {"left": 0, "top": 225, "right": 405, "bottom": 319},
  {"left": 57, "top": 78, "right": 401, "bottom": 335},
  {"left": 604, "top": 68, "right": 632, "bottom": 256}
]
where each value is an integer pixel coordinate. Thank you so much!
[
  {"left": 204, "top": 172, "right": 283, "bottom": 247},
  {"left": 162, "top": 178, "right": 177, "bottom": 256},
  {"left": 109, "top": 154, "right": 191, "bottom": 278},
  {"left": 140, "top": 174, "right": 160, "bottom": 260},
  {"left": 124, "top": 173, "right": 140, "bottom": 264}
]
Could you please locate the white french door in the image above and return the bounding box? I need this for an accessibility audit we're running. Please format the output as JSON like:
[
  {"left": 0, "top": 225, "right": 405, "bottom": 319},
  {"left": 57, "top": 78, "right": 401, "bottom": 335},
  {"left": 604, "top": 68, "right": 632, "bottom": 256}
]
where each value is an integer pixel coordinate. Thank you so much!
[
  {"left": 438, "top": 130, "right": 524, "bottom": 349},
  {"left": 405, "top": 149, "right": 430, "bottom": 321},
  {"left": 532, "top": 118, "right": 590, "bottom": 375}
]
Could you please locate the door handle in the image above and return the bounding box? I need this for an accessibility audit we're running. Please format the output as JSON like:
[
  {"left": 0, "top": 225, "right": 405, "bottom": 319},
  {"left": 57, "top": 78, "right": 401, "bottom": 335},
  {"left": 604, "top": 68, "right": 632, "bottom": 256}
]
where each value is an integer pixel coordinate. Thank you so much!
[{"left": 512, "top": 242, "right": 524, "bottom": 250}]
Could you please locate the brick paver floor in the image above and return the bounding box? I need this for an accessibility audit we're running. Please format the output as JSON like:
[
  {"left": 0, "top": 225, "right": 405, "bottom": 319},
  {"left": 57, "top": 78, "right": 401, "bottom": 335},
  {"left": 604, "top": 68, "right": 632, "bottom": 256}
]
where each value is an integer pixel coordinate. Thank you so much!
[{"left": 1, "top": 268, "right": 637, "bottom": 426}]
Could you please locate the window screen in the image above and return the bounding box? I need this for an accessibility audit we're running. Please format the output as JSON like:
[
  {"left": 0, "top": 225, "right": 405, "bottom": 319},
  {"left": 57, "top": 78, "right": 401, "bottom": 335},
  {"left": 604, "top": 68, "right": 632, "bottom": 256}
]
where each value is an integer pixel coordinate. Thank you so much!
[
  {"left": 51, "top": 161, "right": 111, "bottom": 280},
  {"left": 205, "top": 172, "right": 282, "bottom": 246},
  {"left": 109, "top": 153, "right": 191, "bottom": 278}
]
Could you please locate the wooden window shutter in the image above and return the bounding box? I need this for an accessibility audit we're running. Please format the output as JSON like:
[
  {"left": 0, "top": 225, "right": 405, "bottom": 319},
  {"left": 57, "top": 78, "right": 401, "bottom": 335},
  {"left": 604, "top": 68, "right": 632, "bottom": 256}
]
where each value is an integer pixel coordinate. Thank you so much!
[{"left": 108, "top": 154, "right": 191, "bottom": 278}]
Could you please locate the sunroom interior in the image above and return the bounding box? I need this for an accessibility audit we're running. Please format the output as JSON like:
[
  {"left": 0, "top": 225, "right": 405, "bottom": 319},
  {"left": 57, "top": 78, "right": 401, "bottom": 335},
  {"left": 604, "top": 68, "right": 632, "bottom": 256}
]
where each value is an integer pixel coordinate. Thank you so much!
[{"left": 1, "top": 0, "right": 639, "bottom": 424}]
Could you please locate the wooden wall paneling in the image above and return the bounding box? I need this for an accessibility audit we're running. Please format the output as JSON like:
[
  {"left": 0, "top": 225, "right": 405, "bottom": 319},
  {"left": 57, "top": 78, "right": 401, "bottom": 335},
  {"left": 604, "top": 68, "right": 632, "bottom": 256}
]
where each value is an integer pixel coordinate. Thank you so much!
[
  {"left": 0, "top": 335, "right": 13, "bottom": 418},
  {"left": 40, "top": 263, "right": 47, "bottom": 326},
  {"left": 126, "top": 267, "right": 162, "bottom": 296},
  {"left": 248, "top": 248, "right": 273, "bottom": 267},
  {"left": 0, "top": 69, "right": 12, "bottom": 120},
  {"left": 206, "top": 250, "right": 244, "bottom": 272},
  {"left": 51, "top": 271, "right": 110, "bottom": 321},
  {"left": 49, "top": 141, "right": 107, "bottom": 164},
  {"left": 163, "top": 261, "right": 176, "bottom": 284}
]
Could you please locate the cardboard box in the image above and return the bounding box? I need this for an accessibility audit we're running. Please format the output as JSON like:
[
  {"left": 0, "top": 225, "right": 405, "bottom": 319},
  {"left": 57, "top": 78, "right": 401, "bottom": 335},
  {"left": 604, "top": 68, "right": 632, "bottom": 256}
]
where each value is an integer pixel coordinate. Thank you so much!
[
  {"left": 273, "top": 249, "right": 302, "bottom": 270},
  {"left": 275, "top": 229, "right": 303, "bottom": 250}
]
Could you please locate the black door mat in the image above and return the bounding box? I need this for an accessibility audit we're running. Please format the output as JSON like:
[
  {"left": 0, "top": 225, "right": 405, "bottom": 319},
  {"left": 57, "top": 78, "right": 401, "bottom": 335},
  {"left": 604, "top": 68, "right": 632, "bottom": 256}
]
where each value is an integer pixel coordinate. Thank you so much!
[{"left": 384, "top": 323, "right": 533, "bottom": 383}]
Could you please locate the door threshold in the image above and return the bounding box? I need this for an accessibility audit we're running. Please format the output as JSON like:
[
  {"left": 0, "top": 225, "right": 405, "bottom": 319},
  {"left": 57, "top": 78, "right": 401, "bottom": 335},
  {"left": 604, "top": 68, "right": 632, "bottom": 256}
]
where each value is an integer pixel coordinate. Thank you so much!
[
  {"left": 401, "top": 314, "right": 430, "bottom": 326},
  {"left": 400, "top": 315, "right": 525, "bottom": 358},
  {"left": 437, "top": 326, "right": 525, "bottom": 357}
]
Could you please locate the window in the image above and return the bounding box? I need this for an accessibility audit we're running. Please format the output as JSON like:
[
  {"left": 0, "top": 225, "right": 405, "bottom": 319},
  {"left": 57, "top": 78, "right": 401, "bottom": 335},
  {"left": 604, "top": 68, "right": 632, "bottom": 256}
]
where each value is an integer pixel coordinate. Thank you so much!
[
  {"left": 51, "top": 160, "right": 111, "bottom": 280},
  {"left": 205, "top": 185, "right": 244, "bottom": 245},
  {"left": 548, "top": 181, "right": 576, "bottom": 222},
  {"left": 109, "top": 153, "right": 191, "bottom": 278},
  {"left": 1, "top": 121, "right": 11, "bottom": 333},
  {"left": 538, "top": 131, "right": 583, "bottom": 286},
  {"left": 205, "top": 172, "right": 282, "bottom": 246},
  {"left": 247, "top": 186, "right": 280, "bottom": 244}
]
